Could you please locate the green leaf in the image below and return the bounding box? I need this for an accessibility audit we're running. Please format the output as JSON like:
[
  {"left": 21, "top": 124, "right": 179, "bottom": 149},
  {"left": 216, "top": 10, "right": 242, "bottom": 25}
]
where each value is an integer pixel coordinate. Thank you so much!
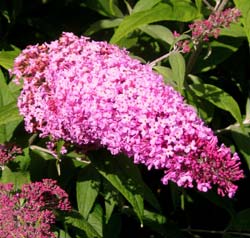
[
  {"left": 0, "top": 46, "right": 20, "bottom": 69},
  {"left": 185, "top": 82, "right": 215, "bottom": 123},
  {"left": 246, "top": 97, "right": 250, "bottom": 121},
  {"left": 143, "top": 209, "right": 169, "bottom": 235},
  {"left": 85, "top": 18, "right": 123, "bottom": 36},
  {"left": 90, "top": 151, "right": 144, "bottom": 225},
  {"left": 229, "top": 208, "right": 250, "bottom": 232},
  {"left": 140, "top": 24, "right": 174, "bottom": 45},
  {"left": 103, "top": 214, "right": 121, "bottom": 238},
  {"left": 220, "top": 23, "right": 246, "bottom": 38},
  {"left": 153, "top": 66, "right": 176, "bottom": 87},
  {"left": 0, "top": 147, "right": 31, "bottom": 187},
  {"left": 234, "top": 0, "right": 250, "bottom": 43},
  {"left": 132, "top": 0, "right": 162, "bottom": 13},
  {"left": 110, "top": 2, "right": 199, "bottom": 44},
  {"left": 169, "top": 52, "right": 186, "bottom": 94},
  {"left": 0, "top": 166, "right": 30, "bottom": 189},
  {"left": 190, "top": 84, "right": 242, "bottom": 125},
  {"left": 65, "top": 211, "right": 102, "bottom": 238},
  {"left": 194, "top": 38, "right": 243, "bottom": 73},
  {"left": 81, "top": 0, "right": 123, "bottom": 18},
  {"left": 55, "top": 229, "right": 72, "bottom": 238},
  {"left": 0, "top": 101, "right": 21, "bottom": 125},
  {"left": 103, "top": 180, "right": 120, "bottom": 223},
  {"left": 76, "top": 165, "right": 101, "bottom": 219},
  {"left": 194, "top": 0, "right": 202, "bottom": 12},
  {"left": 87, "top": 204, "right": 104, "bottom": 237},
  {"left": 0, "top": 71, "right": 22, "bottom": 142},
  {"left": 231, "top": 128, "right": 250, "bottom": 169},
  {"left": 0, "top": 101, "right": 22, "bottom": 142},
  {"left": 200, "top": 191, "right": 236, "bottom": 218}
]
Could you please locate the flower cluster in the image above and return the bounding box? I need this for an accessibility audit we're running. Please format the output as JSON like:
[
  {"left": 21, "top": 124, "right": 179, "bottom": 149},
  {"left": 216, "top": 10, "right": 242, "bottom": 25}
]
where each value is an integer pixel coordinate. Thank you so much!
[
  {"left": 174, "top": 8, "right": 241, "bottom": 52},
  {"left": 0, "top": 179, "right": 71, "bottom": 238},
  {"left": 0, "top": 143, "right": 22, "bottom": 167},
  {"left": 189, "top": 8, "right": 241, "bottom": 42},
  {"left": 12, "top": 32, "right": 243, "bottom": 197}
]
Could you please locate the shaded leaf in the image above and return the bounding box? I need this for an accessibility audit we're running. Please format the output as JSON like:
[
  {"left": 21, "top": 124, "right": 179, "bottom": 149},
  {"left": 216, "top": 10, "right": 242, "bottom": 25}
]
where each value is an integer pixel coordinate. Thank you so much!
[
  {"left": 194, "top": 38, "right": 243, "bottom": 72},
  {"left": 90, "top": 151, "right": 144, "bottom": 225},
  {"left": 229, "top": 208, "right": 250, "bottom": 232},
  {"left": 143, "top": 209, "right": 168, "bottom": 235},
  {"left": 85, "top": 18, "right": 123, "bottom": 36},
  {"left": 65, "top": 211, "right": 102, "bottom": 238},
  {"left": 231, "top": 128, "right": 250, "bottom": 169},
  {"left": 190, "top": 83, "right": 242, "bottom": 125},
  {"left": 81, "top": 0, "right": 123, "bottom": 18},
  {"left": 103, "top": 213, "right": 121, "bottom": 238}
]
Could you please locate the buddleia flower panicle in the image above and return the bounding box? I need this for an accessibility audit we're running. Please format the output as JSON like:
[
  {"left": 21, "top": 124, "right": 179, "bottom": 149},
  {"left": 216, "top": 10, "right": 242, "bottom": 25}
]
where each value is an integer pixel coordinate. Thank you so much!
[{"left": 12, "top": 32, "right": 243, "bottom": 198}]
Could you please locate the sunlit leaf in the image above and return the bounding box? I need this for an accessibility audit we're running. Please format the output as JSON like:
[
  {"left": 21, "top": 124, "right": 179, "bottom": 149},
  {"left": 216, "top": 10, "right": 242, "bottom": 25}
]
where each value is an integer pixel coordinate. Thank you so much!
[
  {"left": 140, "top": 24, "right": 174, "bottom": 45},
  {"left": 110, "top": 2, "right": 199, "bottom": 44},
  {"left": 169, "top": 52, "right": 186, "bottom": 94},
  {"left": 87, "top": 204, "right": 103, "bottom": 237},
  {"left": 154, "top": 66, "right": 176, "bottom": 87},
  {"left": 76, "top": 165, "right": 101, "bottom": 219},
  {"left": 0, "top": 46, "right": 20, "bottom": 69},
  {"left": 234, "top": 0, "right": 250, "bottom": 43},
  {"left": 132, "top": 0, "right": 162, "bottom": 13}
]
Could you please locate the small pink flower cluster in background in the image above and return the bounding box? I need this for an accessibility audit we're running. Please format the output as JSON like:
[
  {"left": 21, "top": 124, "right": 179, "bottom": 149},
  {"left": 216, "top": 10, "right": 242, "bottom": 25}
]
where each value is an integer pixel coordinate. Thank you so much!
[
  {"left": 174, "top": 8, "right": 241, "bottom": 53},
  {"left": 12, "top": 32, "right": 243, "bottom": 197},
  {"left": 0, "top": 143, "right": 22, "bottom": 166},
  {"left": 0, "top": 179, "right": 71, "bottom": 238}
]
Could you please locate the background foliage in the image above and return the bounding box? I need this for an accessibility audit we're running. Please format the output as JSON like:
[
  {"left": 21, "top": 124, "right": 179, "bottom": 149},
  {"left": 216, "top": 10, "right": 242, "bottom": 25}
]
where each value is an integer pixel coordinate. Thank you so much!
[{"left": 0, "top": 0, "right": 250, "bottom": 237}]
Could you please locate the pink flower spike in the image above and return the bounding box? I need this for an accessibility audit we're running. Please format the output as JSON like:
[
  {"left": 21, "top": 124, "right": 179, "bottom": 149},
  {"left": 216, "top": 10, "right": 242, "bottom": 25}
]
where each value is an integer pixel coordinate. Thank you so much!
[{"left": 12, "top": 32, "right": 244, "bottom": 197}]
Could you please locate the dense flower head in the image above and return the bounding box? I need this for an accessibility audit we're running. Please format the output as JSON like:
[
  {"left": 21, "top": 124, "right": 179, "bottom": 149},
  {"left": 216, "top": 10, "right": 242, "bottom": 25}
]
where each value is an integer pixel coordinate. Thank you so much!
[
  {"left": 0, "top": 179, "right": 71, "bottom": 238},
  {"left": 12, "top": 32, "right": 243, "bottom": 197},
  {"left": 0, "top": 142, "right": 22, "bottom": 166}
]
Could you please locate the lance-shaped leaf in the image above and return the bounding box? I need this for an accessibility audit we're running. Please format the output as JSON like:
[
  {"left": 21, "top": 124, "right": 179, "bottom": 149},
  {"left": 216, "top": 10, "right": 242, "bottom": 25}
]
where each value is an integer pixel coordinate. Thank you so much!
[
  {"left": 190, "top": 83, "right": 242, "bottom": 125},
  {"left": 76, "top": 165, "right": 101, "bottom": 219},
  {"left": 89, "top": 151, "right": 144, "bottom": 225},
  {"left": 110, "top": 2, "right": 198, "bottom": 44},
  {"left": 234, "top": 0, "right": 250, "bottom": 44}
]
